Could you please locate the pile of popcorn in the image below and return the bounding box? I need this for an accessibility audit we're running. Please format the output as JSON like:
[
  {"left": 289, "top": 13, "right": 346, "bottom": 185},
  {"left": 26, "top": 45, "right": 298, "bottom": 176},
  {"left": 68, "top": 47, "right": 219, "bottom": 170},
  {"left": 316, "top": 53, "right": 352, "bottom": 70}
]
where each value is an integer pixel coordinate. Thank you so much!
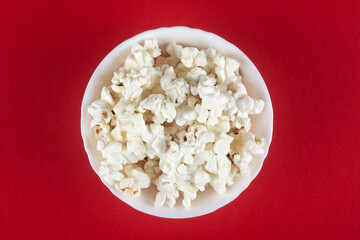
[{"left": 88, "top": 39, "right": 265, "bottom": 208}]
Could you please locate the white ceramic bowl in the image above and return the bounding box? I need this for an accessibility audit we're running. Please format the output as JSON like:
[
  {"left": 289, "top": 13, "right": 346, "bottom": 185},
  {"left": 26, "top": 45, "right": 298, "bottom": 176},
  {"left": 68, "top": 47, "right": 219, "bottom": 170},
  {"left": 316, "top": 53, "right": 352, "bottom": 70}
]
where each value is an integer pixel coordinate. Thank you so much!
[{"left": 81, "top": 26, "right": 273, "bottom": 219}]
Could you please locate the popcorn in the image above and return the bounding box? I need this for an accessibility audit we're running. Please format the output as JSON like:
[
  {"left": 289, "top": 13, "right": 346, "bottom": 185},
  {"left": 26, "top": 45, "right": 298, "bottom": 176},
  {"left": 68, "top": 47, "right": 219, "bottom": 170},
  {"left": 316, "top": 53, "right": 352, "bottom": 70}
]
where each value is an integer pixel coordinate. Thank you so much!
[
  {"left": 144, "top": 158, "right": 160, "bottom": 179},
  {"left": 194, "top": 168, "right": 211, "bottom": 190},
  {"left": 185, "top": 67, "right": 207, "bottom": 82},
  {"left": 124, "top": 42, "right": 157, "bottom": 71},
  {"left": 251, "top": 99, "right": 265, "bottom": 114},
  {"left": 196, "top": 131, "right": 215, "bottom": 143},
  {"left": 155, "top": 174, "right": 180, "bottom": 208},
  {"left": 143, "top": 39, "right": 161, "bottom": 58},
  {"left": 180, "top": 184, "right": 199, "bottom": 208},
  {"left": 151, "top": 135, "right": 167, "bottom": 154},
  {"left": 90, "top": 119, "right": 110, "bottom": 139},
  {"left": 126, "top": 136, "right": 146, "bottom": 156},
  {"left": 237, "top": 95, "right": 254, "bottom": 113},
  {"left": 88, "top": 39, "right": 265, "bottom": 208},
  {"left": 160, "top": 67, "right": 189, "bottom": 107},
  {"left": 214, "top": 132, "right": 234, "bottom": 156},
  {"left": 88, "top": 99, "right": 113, "bottom": 123},
  {"left": 183, "top": 109, "right": 197, "bottom": 121},
  {"left": 194, "top": 50, "right": 207, "bottom": 67},
  {"left": 131, "top": 167, "right": 151, "bottom": 188},
  {"left": 203, "top": 150, "right": 217, "bottom": 174},
  {"left": 100, "top": 87, "right": 115, "bottom": 106},
  {"left": 139, "top": 94, "right": 176, "bottom": 123}
]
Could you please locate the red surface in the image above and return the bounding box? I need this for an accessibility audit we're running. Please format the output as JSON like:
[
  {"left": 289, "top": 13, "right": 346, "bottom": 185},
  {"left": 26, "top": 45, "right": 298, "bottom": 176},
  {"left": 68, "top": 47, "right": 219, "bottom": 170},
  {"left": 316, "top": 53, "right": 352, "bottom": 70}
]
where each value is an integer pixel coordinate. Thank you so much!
[{"left": 1, "top": 0, "right": 359, "bottom": 239}]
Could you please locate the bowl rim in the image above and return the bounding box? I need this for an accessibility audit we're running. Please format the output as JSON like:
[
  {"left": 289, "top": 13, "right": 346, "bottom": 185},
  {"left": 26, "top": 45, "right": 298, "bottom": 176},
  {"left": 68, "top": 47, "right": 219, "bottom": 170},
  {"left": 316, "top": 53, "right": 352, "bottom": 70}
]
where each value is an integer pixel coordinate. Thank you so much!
[{"left": 81, "top": 26, "right": 273, "bottom": 219}]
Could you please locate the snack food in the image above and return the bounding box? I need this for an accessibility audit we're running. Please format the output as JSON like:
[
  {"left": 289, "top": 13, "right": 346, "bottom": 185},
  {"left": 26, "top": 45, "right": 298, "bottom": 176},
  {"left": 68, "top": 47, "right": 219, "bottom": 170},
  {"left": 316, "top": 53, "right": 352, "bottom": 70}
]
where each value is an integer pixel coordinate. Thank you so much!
[{"left": 88, "top": 39, "right": 265, "bottom": 208}]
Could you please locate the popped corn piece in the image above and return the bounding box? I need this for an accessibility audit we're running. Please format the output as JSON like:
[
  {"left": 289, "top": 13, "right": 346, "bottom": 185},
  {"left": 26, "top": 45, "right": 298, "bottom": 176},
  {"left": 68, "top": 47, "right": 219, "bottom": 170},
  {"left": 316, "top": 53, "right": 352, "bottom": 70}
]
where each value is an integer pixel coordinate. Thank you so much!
[
  {"left": 152, "top": 135, "right": 167, "bottom": 154},
  {"left": 131, "top": 168, "right": 151, "bottom": 188},
  {"left": 108, "top": 170, "right": 124, "bottom": 181},
  {"left": 155, "top": 191, "right": 166, "bottom": 208},
  {"left": 88, "top": 99, "right": 113, "bottom": 123},
  {"left": 214, "top": 132, "right": 234, "bottom": 156},
  {"left": 119, "top": 177, "right": 134, "bottom": 189},
  {"left": 143, "top": 39, "right": 161, "bottom": 58},
  {"left": 194, "top": 168, "right": 211, "bottom": 188},
  {"left": 237, "top": 95, "right": 254, "bottom": 113},
  {"left": 196, "top": 131, "right": 215, "bottom": 143},
  {"left": 144, "top": 158, "right": 160, "bottom": 179},
  {"left": 180, "top": 184, "right": 199, "bottom": 208},
  {"left": 126, "top": 136, "right": 146, "bottom": 156},
  {"left": 182, "top": 154, "right": 194, "bottom": 165},
  {"left": 194, "top": 50, "right": 207, "bottom": 67},
  {"left": 124, "top": 39, "right": 161, "bottom": 71},
  {"left": 205, "top": 159, "right": 218, "bottom": 176},
  {"left": 160, "top": 67, "right": 189, "bottom": 106},
  {"left": 99, "top": 161, "right": 110, "bottom": 176},
  {"left": 139, "top": 94, "right": 176, "bottom": 123},
  {"left": 90, "top": 119, "right": 110, "bottom": 139},
  {"left": 183, "top": 109, "right": 197, "bottom": 121},
  {"left": 250, "top": 99, "right": 265, "bottom": 114},
  {"left": 124, "top": 50, "right": 154, "bottom": 71},
  {"left": 100, "top": 87, "right": 115, "bottom": 106},
  {"left": 174, "top": 63, "right": 188, "bottom": 78},
  {"left": 185, "top": 67, "right": 207, "bottom": 82},
  {"left": 154, "top": 174, "right": 180, "bottom": 208}
]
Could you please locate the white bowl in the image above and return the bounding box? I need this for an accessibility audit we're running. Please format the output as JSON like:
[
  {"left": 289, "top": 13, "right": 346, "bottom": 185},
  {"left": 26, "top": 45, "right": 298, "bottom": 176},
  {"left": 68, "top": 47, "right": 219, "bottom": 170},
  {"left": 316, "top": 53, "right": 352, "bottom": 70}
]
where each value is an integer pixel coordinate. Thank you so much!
[{"left": 81, "top": 26, "right": 273, "bottom": 219}]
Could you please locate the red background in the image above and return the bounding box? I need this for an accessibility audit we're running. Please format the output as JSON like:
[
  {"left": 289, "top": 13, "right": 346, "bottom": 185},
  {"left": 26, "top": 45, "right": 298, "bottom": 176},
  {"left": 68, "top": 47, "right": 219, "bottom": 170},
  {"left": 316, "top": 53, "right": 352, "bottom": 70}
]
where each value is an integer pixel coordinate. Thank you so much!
[{"left": 1, "top": 0, "right": 359, "bottom": 239}]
